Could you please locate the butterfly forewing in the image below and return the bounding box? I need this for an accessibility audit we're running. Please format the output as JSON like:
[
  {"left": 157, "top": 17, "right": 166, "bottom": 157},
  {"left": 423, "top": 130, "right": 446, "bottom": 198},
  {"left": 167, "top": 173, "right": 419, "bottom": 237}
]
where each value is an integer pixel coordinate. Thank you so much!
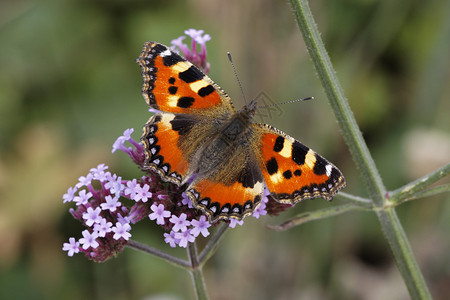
[{"left": 137, "top": 42, "right": 235, "bottom": 115}]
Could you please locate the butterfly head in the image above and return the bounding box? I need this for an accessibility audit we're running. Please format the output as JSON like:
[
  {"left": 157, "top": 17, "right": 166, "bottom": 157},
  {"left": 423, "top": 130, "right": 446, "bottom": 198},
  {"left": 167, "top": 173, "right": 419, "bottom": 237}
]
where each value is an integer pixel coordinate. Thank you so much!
[{"left": 240, "top": 99, "right": 258, "bottom": 121}]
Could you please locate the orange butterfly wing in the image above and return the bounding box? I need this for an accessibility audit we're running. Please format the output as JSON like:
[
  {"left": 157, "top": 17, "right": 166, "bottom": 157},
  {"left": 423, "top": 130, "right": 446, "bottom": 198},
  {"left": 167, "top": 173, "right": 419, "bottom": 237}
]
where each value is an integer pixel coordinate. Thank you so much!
[
  {"left": 137, "top": 42, "right": 234, "bottom": 115},
  {"left": 255, "top": 124, "right": 346, "bottom": 203},
  {"left": 186, "top": 147, "right": 265, "bottom": 221}
]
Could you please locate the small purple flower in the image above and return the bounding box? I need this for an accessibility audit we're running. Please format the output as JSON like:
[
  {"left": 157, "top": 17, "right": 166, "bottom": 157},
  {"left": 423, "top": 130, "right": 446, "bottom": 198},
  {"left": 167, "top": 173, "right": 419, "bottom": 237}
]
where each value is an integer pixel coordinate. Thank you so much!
[
  {"left": 170, "top": 36, "right": 188, "bottom": 53},
  {"left": 112, "top": 128, "right": 139, "bottom": 154},
  {"left": 74, "top": 190, "right": 93, "bottom": 206},
  {"left": 112, "top": 136, "right": 125, "bottom": 153},
  {"left": 164, "top": 231, "right": 178, "bottom": 248},
  {"left": 90, "top": 163, "right": 108, "bottom": 173},
  {"left": 174, "top": 229, "right": 195, "bottom": 248},
  {"left": 190, "top": 215, "right": 211, "bottom": 237},
  {"left": 262, "top": 186, "right": 270, "bottom": 203},
  {"left": 149, "top": 204, "right": 171, "bottom": 225},
  {"left": 252, "top": 202, "right": 267, "bottom": 219},
  {"left": 184, "top": 29, "right": 205, "bottom": 41},
  {"left": 117, "top": 213, "right": 131, "bottom": 225},
  {"left": 169, "top": 213, "right": 191, "bottom": 232},
  {"left": 93, "top": 218, "right": 113, "bottom": 237},
  {"left": 75, "top": 173, "right": 93, "bottom": 189},
  {"left": 122, "top": 128, "right": 134, "bottom": 140},
  {"left": 124, "top": 179, "right": 139, "bottom": 199},
  {"left": 100, "top": 195, "right": 121, "bottom": 212},
  {"left": 63, "top": 187, "right": 77, "bottom": 203},
  {"left": 79, "top": 230, "right": 99, "bottom": 250},
  {"left": 194, "top": 33, "right": 211, "bottom": 45},
  {"left": 105, "top": 174, "right": 123, "bottom": 196},
  {"left": 148, "top": 108, "right": 161, "bottom": 114},
  {"left": 156, "top": 193, "right": 168, "bottom": 200},
  {"left": 83, "top": 207, "right": 103, "bottom": 227},
  {"left": 181, "top": 192, "right": 193, "bottom": 208},
  {"left": 228, "top": 219, "right": 244, "bottom": 228},
  {"left": 112, "top": 222, "right": 132, "bottom": 240},
  {"left": 62, "top": 237, "right": 80, "bottom": 256},
  {"left": 133, "top": 184, "right": 152, "bottom": 202},
  {"left": 90, "top": 163, "right": 109, "bottom": 181},
  {"left": 170, "top": 29, "right": 211, "bottom": 74}
]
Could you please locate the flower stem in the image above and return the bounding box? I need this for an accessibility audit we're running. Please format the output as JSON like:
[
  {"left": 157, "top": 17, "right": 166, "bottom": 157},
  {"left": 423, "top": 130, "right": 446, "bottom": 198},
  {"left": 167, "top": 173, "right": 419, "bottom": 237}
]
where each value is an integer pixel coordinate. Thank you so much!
[
  {"left": 335, "top": 192, "right": 373, "bottom": 208},
  {"left": 288, "top": 0, "right": 433, "bottom": 298},
  {"left": 390, "top": 163, "right": 450, "bottom": 204},
  {"left": 376, "top": 208, "right": 432, "bottom": 299},
  {"left": 199, "top": 223, "right": 228, "bottom": 266},
  {"left": 289, "top": 0, "right": 386, "bottom": 206},
  {"left": 395, "top": 184, "right": 450, "bottom": 204},
  {"left": 126, "top": 240, "right": 190, "bottom": 269},
  {"left": 188, "top": 243, "right": 209, "bottom": 300},
  {"left": 268, "top": 203, "right": 371, "bottom": 231}
]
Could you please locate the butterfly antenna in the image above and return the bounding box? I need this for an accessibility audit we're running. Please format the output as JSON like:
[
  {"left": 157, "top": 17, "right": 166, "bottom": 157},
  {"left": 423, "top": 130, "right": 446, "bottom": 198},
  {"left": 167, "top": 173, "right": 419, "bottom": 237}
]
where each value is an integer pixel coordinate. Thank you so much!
[
  {"left": 227, "top": 52, "right": 248, "bottom": 105},
  {"left": 258, "top": 96, "right": 314, "bottom": 109}
]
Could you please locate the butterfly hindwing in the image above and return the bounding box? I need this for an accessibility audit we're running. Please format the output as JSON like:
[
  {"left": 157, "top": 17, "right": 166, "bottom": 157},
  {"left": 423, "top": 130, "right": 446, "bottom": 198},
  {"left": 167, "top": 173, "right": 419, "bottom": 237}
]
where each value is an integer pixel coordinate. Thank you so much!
[
  {"left": 255, "top": 124, "right": 346, "bottom": 203},
  {"left": 141, "top": 112, "right": 194, "bottom": 185},
  {"left": 137, "top": 42, "right": 235, "bottom": 115},
  {"left": 186, "top": 141, "right": 265, "bottom": 221}
]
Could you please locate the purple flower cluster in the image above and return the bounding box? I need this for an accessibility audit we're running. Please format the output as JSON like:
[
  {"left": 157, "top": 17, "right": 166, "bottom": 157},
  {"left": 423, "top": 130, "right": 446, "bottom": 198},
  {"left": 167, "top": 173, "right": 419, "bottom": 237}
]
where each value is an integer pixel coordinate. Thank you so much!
[
  {"left": 62, "top": 163, "right": 133, "bottom": 262},
  {"left": 63, "top": 128, "right": 290, "bottom": 260},
  {"left": 171, "top": 29, "right": 211, "bottom": 74}
]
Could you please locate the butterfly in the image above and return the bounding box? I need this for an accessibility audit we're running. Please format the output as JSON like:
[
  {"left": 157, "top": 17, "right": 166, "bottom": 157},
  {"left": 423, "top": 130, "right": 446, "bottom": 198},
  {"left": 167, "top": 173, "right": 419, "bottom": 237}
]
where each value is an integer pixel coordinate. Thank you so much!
[{"left": 137, "top": 42, "right": 346, "bottom": 222}]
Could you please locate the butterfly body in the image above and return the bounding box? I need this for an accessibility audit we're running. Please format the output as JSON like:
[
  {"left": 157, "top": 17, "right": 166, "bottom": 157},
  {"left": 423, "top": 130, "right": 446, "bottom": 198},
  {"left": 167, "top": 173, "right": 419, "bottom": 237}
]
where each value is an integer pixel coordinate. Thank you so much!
[
  {"left": 191, "top": 100, "right": 256, "bottom": 177},
  {"left": 138, "top": 42, "right": 346, "bottom": 222}
]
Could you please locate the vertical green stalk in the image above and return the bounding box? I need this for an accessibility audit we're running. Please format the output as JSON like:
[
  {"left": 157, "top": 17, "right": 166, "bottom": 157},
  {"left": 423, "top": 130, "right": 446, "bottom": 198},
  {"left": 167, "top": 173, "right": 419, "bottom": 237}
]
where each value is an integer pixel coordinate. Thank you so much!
[
  {"left": 187, "top": 243, "right": 209, "bottom": 300},
  {"left": 288, "top": 0, "right": 432, "bottom": 298},
  {"left": 377, "top": 208, "right": 432, "bottom": 298},
  {"left": 289, "top": 0, "right": 385, "bottom": 205}
]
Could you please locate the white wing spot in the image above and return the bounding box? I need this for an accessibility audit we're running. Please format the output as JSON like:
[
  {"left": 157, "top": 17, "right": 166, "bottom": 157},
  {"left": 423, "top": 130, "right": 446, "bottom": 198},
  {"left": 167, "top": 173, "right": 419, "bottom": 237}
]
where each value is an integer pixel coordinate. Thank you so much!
[
  {"left": 325, "top": 164, "right": 333, "bottom": 177},
  {"left": 279, "top": 139, "right": 292, "bottom": 158},
  {"left": 160, "top": 49, "right": 172, "bottom": 57},
  {"left": 305, "top": 150, "right": 317, "bottom": 169},
  {"left": 189, "top": 80, "right": 209, "bottom": 93}
]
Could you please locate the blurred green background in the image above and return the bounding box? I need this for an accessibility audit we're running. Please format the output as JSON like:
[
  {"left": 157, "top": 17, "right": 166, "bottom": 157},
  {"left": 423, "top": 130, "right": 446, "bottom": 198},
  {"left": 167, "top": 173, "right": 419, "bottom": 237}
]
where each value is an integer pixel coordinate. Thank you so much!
[{"left": 1, "top": 0, "right": 449, "bottom": 299}]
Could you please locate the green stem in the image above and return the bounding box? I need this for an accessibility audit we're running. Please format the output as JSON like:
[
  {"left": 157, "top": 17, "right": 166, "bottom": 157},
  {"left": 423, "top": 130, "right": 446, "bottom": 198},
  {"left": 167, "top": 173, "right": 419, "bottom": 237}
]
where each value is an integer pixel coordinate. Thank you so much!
[
  {"left": 288, "top": 0, "right": 433, "bottom": 298},
  {"left": 126, "top": 240, "right": 190, "bottom": 269},
  {"left": 268, "top": 203, "right": 370, "bottom": 231},
  {"left": 396, "top": 184, "right": 450, "bottom": 204},
  {"left": 335, "top": 192, "right": 373, "bottom": 208},
  {"left": 289, "top": 0, "right": 386, "bottom": 206},
  {"left": 199, "top": 223, "right": 228, "bottom": 266},
  {"left": 187, "top": 243, "right": 209, "bottom": 300},
  {"left": 376, "top": 209, "right": 432, "bottom": 299},
  {"left": 390, "top": 163, "right": 450, "bottom": 204}
]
